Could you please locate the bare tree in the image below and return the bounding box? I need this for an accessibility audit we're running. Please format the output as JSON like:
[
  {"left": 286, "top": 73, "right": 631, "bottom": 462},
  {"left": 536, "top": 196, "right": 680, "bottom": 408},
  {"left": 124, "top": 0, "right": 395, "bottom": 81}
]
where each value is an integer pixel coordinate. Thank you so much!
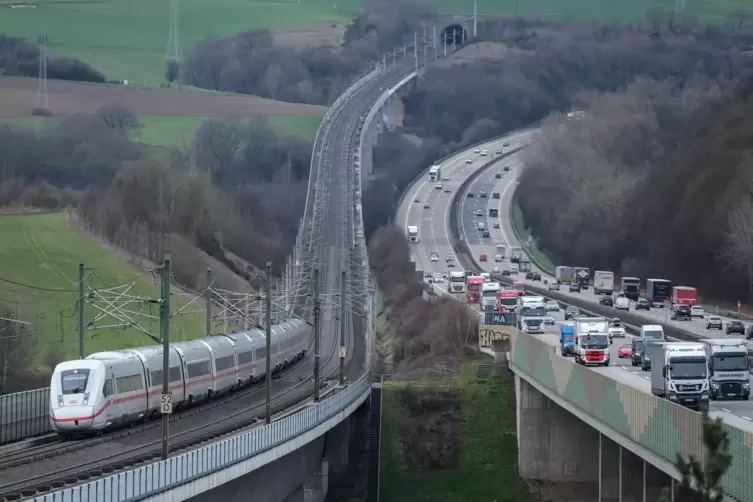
[
  {"left": 722, "top": 195, "right": 753, "bottom": 293},
  {"left": 0, "top": 308, "right": 36, "bottom": 393},
  {"left": 96, "top": 104, "right": 142, "bottom": 134}
]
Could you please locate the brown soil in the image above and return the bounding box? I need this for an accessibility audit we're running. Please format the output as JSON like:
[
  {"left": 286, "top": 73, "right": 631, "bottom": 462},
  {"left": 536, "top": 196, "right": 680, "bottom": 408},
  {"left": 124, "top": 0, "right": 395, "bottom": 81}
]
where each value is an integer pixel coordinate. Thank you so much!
[
  {"left": 272, "top": 21, "right": 346, "bottom": 49},
  {"left": 0, "top": 78, "right": 326, "bottom": 117}
]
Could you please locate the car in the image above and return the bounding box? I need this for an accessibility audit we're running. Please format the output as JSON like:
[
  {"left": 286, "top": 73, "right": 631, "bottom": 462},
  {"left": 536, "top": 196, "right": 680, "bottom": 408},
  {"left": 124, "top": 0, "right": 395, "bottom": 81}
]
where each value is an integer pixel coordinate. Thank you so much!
[
  {"left": 503, "top": 142, "right": 510, "bottom": 147},
  {"left": 618, "top": 344, "right": 632, "bottom": 359},
  {"left": 706, "top": 316, "right": 723, "bottom": 330},
  {"left": 480, "top": 150, "right": 488, "bottom": 156},
  {"left": 503, "top": 166, "right": 510, "bottom": 172},
  {"left": 447, "top": 261, "right": 455, "bottom": 268},
  {"left": 546, "top": 300, "right": 559, "bottom": 312},
  {"left": 671, "top": 305, "right": 692, "bottom": 321},
  {"left": 492, "top": 192, "right": 500, "bottom": 199},
  {"left": 548, "top": 282, "right": 559, "bottom": 291},
  {"left": 480, "top": 254, "right": 488, "bottom": 262},
  {"left": 615, "top": 296, "right": 630, "bottom": 311},
  {"left": 465, "top": 159, "right": 473, "bottom": 164},
  {"left": 502, "top": 270, "right": 512, "bottom": 276},
  {"left": 435, "top": 184, "right": 442, "bottom": 190},
  {"left": 480, "top": 192, "right": 487, "bottom": 198},
  {"left": 608, "top": 319, "right": 626, "bottom": 338},
  {"left": 690, "top": 305, "right": 705, "bottom": 319},
  {"left": 543, "top": 316, "right": 555, "bottom": 326},
  {"left": 430, "top": 253, "right": 439, "bottom": 262},
  {"left": 631, "top": 338, "right": 645, "bottom": 367},
  {"left": 564, "top": 306, "right": 580, "bottom": 320},
  {"left": 444, "top": 188, "right": 451, "bottom": 193},
  {"left": 423, "top": 203, "right": 430, "bottom": 209},
  {"left": 433, "top": 273, "right": 444, "bottom": 283},
  {"left": 482, "top": 230, "right": 490, "bottom": 238},
  {"left": 495, "top": 254, "right": 503, "bottom": 262},
  {"left": 569, "top": 283, "right": 581, "bottom": 293},
  {"left": 414, "top": 198, "right": 420, "bottom": 203},
  {"left": 495, "top": 173, "right": 502, "bottom": 179},
  {"left": 442, "top": 176, "right": 450, "bottom": 181},
  {"left": 475, "top": 209, "right": 483, "bottom": 216},
  {"left": 747, "top": 324, "right": 753, "bottom": 340},
  {"left": 492, "top": 266, "right": 501, "bottom": 274},
  {"left": 495, "top": 150, "right": 503, "bottom": 155},
  {"left": 474, "top": 149, "right": 480, "bottom": 153},
  {"left": 727, "top": 320, "right": 745, "bottom": 335},
  {"left": 446, "top": 255, "right": 455, "bottom": 263},
  {"left": 532, "top": 273, "right": 542, "bottom": 281},
  {"left": 493, "top": 223, "right": 500, "bottom": 229},
  {"left": 635, "top": 298, "right": 651, "bottom": 311},
  {"left": 525, "top": 272, "right": 534, "bottom": 280},
  {"left": 467, "top": 192, "right": 474, "bottom": 197},
  {"left": 599, "top": 295, "right": 614, "bottom": 307}
]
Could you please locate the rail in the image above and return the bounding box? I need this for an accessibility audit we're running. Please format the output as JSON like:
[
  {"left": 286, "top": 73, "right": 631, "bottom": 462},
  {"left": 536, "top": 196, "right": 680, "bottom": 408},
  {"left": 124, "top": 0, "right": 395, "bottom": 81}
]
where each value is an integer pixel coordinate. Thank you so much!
[{"left": 26, "top": 373, "right": 371, "bottom": 502}]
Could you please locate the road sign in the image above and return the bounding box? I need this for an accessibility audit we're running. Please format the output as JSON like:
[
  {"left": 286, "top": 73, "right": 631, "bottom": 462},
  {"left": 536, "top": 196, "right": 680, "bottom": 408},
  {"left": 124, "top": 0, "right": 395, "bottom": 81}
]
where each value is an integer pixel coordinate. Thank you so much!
[
  {"left": 161, "top": 394, "right": 173, "bottom": 414},
  {"left": 485, "top": 311, "right": 516, "bottom": 326},
  {"left": 339, "top": 346, "right": 346, "bottom": 358}
]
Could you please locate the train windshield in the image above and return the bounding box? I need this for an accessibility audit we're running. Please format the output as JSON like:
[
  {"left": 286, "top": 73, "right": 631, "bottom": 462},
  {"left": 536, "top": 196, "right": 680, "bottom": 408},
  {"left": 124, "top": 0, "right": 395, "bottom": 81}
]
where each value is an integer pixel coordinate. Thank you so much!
[{"left": 61, "top": 369, "right": 91, "bottom": 395}]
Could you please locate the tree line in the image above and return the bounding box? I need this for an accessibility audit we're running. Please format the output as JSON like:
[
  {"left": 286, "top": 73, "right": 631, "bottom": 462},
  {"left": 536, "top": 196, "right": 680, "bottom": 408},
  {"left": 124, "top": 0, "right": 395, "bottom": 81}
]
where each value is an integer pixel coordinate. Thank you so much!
[{"left": 0, "top": 34, "right": 105, "bottom": 83}]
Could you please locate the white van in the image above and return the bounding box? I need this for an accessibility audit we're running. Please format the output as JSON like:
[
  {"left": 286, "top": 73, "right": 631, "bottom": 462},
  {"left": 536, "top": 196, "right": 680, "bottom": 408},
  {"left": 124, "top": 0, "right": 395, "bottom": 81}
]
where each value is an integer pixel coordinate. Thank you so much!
[
  {"left": 477, "top": 222, "right": 486, "bottom": 230},
  {"left": 615, "top": 296, "right": 630, "bottom": 311},
  {"left": 640, "top": 325, "right": 665, "bottom": 341}
]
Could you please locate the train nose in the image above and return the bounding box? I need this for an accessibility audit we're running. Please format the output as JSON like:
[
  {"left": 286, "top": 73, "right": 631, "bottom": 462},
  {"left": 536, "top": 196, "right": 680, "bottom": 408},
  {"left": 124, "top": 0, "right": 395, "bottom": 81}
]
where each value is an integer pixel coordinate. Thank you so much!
[{"left": 50, "top": 405, "right": 96, "bottom": 431}]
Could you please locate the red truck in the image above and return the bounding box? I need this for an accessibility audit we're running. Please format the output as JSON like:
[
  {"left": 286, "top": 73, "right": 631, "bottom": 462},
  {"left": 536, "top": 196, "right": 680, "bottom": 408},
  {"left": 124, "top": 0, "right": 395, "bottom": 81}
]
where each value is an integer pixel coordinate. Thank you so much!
[
  {"left": 466, "top": 276, "right": 486, "bottom": 303},
  {"left": 672, "top": 286, "right": 697, "bottom": 306}
]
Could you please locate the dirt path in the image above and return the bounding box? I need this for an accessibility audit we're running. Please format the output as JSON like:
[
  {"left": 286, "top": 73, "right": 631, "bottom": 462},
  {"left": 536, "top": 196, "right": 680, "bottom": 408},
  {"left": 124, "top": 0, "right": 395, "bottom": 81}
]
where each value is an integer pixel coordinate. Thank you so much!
[{"left": 0, "top": 78, "right": 327, "bottom": 117}]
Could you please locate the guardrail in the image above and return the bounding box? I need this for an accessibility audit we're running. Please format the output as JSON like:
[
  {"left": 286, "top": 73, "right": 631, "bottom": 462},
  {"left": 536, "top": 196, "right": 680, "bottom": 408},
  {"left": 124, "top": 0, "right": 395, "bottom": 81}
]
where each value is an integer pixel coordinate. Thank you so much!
[
  {"left": 28, "top": 374, "right": 371, "bottom": 502},
  {"left": 0, "top": 388, "right": 51, "bottom": 445}
]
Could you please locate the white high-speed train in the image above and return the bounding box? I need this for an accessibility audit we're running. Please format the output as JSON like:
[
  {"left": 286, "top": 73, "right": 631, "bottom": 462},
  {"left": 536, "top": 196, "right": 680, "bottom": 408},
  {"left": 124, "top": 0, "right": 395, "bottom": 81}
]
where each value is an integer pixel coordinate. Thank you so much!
[{"left": 49, "top": 319, "right": 310, "bottom": 436}]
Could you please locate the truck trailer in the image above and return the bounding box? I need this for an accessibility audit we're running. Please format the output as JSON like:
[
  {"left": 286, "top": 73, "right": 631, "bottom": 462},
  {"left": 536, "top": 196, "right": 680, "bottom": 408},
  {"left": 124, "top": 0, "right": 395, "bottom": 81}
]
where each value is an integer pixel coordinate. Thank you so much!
[
  {"left": 646, "top": 278, "right": 672, "bottom": 308},
  {"left": 650, "top": 343, "right": 710, "bottom": 410},
  {"left": 672, "top": 286, "right": 697, "bottom": 306},
  {"left": 407, "top": 226, "right": 419, "bottom": 243},
  {"left": 593, "top": 270, "right": 614, "bottom": 295},
  {"left": 621, "top": 276, "right": 641, "bottom": 300},
  {"left": 702, "top": 339, "right": 750, "bottom": 401},
  {"left": 429, "top": 165, "right": 441, "bottom": 181},
  {"left": 510, "top": 246, "right": 523, "bottom": 263},
  {"left": 572, "top": 267, "right": 591, "bottom": 289},
  {"left": 555, "top": 266, "right": 574, "bottom": 284},
  {"left": 560, "top": 323, "right": 575, "bottom": 356}
]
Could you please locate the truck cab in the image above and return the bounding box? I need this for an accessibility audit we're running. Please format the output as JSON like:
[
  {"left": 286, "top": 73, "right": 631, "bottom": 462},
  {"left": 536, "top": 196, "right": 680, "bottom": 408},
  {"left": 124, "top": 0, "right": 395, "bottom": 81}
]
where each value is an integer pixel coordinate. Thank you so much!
[
  {"left": 573, "top": 317, "right": 611, "bottom": 366},
  {"left": 518, "top": 304, "right": 547, "bottom": 334},
  {"left": 650, "top": 343, "right": 709, "bottom": 410},
  {"left": 703, "top": 339, "right": 750, "bottom": 401},
  {"left": 560, "top": 324, "right": 575, "bottom": 356}
]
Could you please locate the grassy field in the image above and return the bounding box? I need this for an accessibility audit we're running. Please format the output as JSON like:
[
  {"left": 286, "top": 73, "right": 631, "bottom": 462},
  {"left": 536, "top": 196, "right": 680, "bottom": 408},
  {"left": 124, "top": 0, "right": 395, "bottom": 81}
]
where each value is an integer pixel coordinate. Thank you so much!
[
  {"left": 380, "top": 360, "right": 533, "bottom": 502},
  {"left": 0, "top": 114, "right": 321, "bottom": 145},
  {"left": 511, "top": 201, "right": 556, "bottom": 274},
  {"left": 0, "top": 0, "right": 351, "bottom": 84},
  {"left": 0, "top": 212, "right": 207, "bottom": 368}
]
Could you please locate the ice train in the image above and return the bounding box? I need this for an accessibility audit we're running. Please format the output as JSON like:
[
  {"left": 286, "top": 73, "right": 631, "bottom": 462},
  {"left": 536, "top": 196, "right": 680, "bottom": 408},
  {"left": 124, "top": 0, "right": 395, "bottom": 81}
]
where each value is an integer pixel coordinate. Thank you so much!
[{"left": 49, "top": 319, "right": 310, "bottom": 436}]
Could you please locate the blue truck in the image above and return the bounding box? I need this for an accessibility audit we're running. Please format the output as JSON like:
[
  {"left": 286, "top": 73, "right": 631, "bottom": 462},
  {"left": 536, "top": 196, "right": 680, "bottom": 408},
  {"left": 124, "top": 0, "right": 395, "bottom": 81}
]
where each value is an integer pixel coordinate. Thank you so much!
[{"left": 560, "top": 323, "right": 575, "bottom": 356}]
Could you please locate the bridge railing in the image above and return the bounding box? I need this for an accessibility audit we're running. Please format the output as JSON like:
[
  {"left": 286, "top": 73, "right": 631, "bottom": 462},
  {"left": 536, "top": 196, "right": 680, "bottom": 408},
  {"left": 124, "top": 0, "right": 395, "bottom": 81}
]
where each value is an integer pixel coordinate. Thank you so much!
[{"left": 29, "top": 373, "right": 372, "bottom": 502}]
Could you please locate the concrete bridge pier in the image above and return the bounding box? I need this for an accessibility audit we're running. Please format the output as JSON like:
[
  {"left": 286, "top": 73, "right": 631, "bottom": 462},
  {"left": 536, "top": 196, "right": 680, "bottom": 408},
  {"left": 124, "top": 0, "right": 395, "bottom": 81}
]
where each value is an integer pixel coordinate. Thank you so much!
[{"left": 516, "top": 376, "right": 676, "bottom": 502}]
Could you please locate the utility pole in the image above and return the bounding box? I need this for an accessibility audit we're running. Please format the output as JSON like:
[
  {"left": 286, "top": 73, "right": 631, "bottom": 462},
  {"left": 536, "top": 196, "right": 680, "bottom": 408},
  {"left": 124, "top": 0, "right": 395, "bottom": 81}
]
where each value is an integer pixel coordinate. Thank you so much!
[
  {"left": 473, "top": 0, "right": 478, "bottom": 37},
  {"left": 160, "top": 254, "right": 171, "bottom": 461},
  {"left": 78, "top": 262, "right": 85, "bottom": 359},
  {"left": 205, "top": 268, "right": 212, "bottom": 338},
  {"left": 414, "top": 32, "right": 418, "bottom": 74},
  {"left": 265, "top": 262, "right": 272, "bottom": 425},
  {"left": 313, "top": 268, "right": 321, "bottom": 401},
  {"left": 340, "top": 270, "right": 346, "bottom": 386},
  {"left": 35, "top": 31, "right": 48, "bottom": 111}
]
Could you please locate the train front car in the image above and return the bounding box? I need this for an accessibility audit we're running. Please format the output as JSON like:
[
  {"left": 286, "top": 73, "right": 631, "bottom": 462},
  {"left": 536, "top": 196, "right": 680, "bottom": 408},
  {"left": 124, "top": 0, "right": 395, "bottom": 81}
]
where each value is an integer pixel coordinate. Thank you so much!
[{"left": 49, "top": 359, "right": 107, "bottom": 435}]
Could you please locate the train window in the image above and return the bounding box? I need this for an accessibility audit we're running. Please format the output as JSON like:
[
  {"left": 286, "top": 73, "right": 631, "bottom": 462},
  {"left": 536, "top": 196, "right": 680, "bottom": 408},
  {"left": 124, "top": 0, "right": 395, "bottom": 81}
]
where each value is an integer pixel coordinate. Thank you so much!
[
  {"left": 151, "top": 370, "right": 163, "bottom": 387},
  {"left": 255, "top": 347, "right": 265, "bottom": 359},
  {"left": 116, "top": 374, "right": 144, "bottom": 393},
  {"left": 61, "top": 369, "right": 91, "bottom": 395},
  {"left": 187, "top": 361, "right": 211, "bottom": 378},
  {"left": 103, "top": 379, "right": 113, "bottom": 398},
  {"left": 238, "top": 351, "right": 253, "bottom": 365},
  {"left": 169, "top": 366, "right": 182, "bottom": 382},
  {"left": 215, "top": 355, "right": 234, "bottom": 372}
]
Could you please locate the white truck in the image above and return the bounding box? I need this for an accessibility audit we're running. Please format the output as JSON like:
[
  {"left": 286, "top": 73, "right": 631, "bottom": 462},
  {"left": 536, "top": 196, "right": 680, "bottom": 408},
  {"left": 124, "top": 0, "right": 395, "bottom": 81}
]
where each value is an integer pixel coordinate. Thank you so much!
[
  {"left": 510, "top": 246, "right": 523, "bottom": 263},
  {"left": 555, "top": 266, "right": 574, "bottom": 285},
  {"left": 449, "top": 271, "right": 466, "bottom": 293},
  {"left": 407, "top": 226, "right": 419, "bottom": 243},
  {"left": 702, "top": 339, "right": 750, "bottom": 401},
  {"left": 517, "top": 302, "right": 547, "bottom": 334},
  {"left": 480, "top": 282, "right": 501, "bottom": 311},
  {"left": 429, "top": 165, "right": 441, "bottom": 181},
  {"left": 650, "top": 343, "right": 710, "bottom": 410},
  {"left": 573, "top": 317, "right": 611, "bottom": 366},
  {"left": 593, "top": 270, "right": 614, "bottom": 295}
]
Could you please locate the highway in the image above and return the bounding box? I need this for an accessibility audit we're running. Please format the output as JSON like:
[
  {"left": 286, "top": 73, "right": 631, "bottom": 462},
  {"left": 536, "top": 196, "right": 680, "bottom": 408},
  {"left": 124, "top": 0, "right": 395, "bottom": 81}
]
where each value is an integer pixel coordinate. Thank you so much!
[{"left": 395, "top": 131, "right": 753, "bottom": 432}]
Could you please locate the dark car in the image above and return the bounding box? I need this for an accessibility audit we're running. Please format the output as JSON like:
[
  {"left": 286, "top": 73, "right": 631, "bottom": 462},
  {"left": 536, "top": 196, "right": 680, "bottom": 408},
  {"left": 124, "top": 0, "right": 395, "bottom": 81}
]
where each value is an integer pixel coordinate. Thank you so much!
[
  {"left": 525, "top": 272, "right": 534, "bottom": 280},
  {"left": 747, "top": 324, "right": 753, "bottom": 340},
  {"left": 564, "top": 306, "right": 580, "bottom": 320},
  {"left": 532, "top": 273, "right": 542, "bottom": 281},
  {"left": 635, "top": 298, "right": 651, "bottom": 311},
  {"left": 482, "top": 230, "right": 490, "bottom": 238},
  {"left": 631, "top": 338, "right": 645, "bottom": 367},
  {"left": 569, "top": 283, "right": 581, "bottom": 293},
  {"left": 727, "top": 320, "right": 745, "bottom": 335},
  {"left": 495, "top": 173, "right": 502, "bottom": 179},
  {"left": 502, "top": 270, "right": 512, "bottom": 276},
  {"left": 503, "top": 166, "right": 510, "bottom": 172},
  {"left": 599, "top": 295, "right": 614, "bottom": 307},
  {"left": 671, "top": 305, "right": 692, "bottom": 321},
  {"left": 467, "top": 192, "right": 474, "bottom": 197}
]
